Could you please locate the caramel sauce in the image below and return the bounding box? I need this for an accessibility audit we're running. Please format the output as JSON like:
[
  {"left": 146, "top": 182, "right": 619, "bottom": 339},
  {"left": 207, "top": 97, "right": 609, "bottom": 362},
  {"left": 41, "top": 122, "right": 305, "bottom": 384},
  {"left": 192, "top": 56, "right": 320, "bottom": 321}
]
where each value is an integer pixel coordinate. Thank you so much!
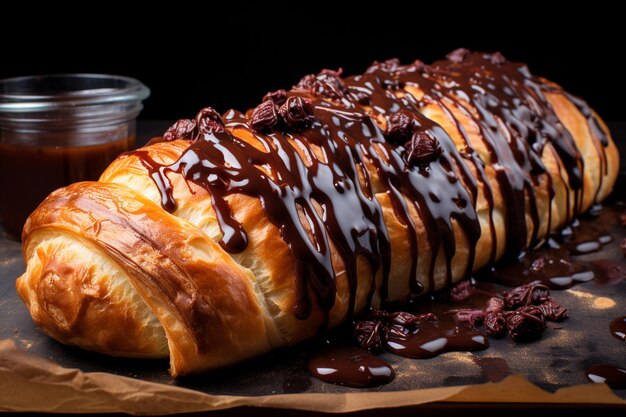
[{"left": 0, "top": 136, "right": 134, "bottom": 238}]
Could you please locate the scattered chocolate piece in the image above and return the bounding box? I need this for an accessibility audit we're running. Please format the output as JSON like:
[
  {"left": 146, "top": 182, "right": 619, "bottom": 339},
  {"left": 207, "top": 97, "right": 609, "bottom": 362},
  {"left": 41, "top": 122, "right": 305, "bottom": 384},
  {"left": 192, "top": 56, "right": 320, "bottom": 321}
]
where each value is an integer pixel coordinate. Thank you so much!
[
  {"left": 388, "top": 311, "right": 422, "bottom": 328},
  {"left": 621, "top": 238, "right": 626, "bottom": 258},
  {"left": 404, "top": 130, "right": 442, "bottom": 166},
  {"left": 449, "top": 280, "right": 476, "bottom": 302},
  {"left": 251, "top": 100, "right": 279, "bottom": 131},
  {"left": 619, "top": 213, "right": 626, "bottom": 227},
  {"left": 454, "top": 309, "right": 485, "bottom": 326},
  {"left": 484, "top": 311, "right": 507, "bottom": 337},
  {"left": 506, "top": 305, "right": 546, "bottom": 342},
  {"left": 354, "top": 320, "right": 385, "bottom": 353},
  {"left": 446, "top": 48, "right": 470, "bottom": 63},
  {"left": 538, "top": 299, "right": 568, "bottom": 322},
  {"left": 263, "top": 89, "right": 287, "bottom": 106},
  {"left": 485, "top": 297, "right": 505, "bottom": 313},
  {"left": 195, "top": 107, "right": 224, "bottom": 135},
  {"left": 503, "top": 283, "right": 550, "bottom": 308},
  {"left": 386, "top": 112, "right": 414, "bottom": 145},
  {"left": 163, "top": 119, "right": 196, "bottom": 141},
  {"left": 279, "top": 97, "right": 314, "bottom": 130}
]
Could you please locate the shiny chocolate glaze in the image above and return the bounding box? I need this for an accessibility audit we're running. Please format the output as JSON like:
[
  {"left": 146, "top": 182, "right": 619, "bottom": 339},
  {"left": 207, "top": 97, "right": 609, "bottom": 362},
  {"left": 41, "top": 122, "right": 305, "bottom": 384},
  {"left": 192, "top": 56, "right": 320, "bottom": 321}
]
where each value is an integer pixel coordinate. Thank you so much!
[{"left": 136, "top": 51, "right": 606, "bottom": 328}]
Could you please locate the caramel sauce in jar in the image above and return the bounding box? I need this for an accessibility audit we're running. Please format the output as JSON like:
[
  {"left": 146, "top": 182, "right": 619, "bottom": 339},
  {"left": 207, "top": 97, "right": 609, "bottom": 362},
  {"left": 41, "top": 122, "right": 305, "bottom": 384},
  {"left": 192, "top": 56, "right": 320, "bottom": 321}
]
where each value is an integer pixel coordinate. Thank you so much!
[
  {"left": 0, "top": 133, "right": 135, "bottom": 238},
  {"left": 0, "top": 74, "right": 149, "bottom": 239}
]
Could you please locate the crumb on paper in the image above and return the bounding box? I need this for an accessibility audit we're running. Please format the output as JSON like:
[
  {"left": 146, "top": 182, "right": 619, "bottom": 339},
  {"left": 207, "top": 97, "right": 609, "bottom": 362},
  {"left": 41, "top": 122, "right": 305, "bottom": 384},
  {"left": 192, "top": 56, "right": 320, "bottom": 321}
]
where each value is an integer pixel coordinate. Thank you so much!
[{"left": 19, "top": 339, "right": 33, "bottom": 349}]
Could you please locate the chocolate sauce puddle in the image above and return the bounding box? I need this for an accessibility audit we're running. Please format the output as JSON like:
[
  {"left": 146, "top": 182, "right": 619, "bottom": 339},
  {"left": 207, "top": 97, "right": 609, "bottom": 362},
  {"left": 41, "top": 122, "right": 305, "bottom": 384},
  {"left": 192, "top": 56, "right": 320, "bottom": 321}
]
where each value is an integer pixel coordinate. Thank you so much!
[
  {"left": 384, "top": 320, "right": 488, "bottom": 358},
  {"left": 308, "top": 346, "right": 394, "bottom": 388},
  {"left": 585, "top": 365, "right": 626, "bottom": 390},
  {"left": 610, "top": 316, "right": 626, "bottom": 341}
]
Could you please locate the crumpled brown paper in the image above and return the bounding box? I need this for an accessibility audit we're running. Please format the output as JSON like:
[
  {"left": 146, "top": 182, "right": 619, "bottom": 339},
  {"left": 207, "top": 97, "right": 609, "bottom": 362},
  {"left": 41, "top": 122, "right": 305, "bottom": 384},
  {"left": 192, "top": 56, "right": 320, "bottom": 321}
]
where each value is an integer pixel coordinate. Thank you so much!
[{"left": 0, "top": 339, "right": 623, "bottom": 414}]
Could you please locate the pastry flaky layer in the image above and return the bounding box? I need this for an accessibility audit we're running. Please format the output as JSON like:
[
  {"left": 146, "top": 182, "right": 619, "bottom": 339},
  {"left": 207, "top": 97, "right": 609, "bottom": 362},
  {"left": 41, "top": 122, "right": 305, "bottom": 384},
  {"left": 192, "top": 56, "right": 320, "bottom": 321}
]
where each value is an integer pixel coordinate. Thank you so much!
[{"left": 16, "top": 50, "right": 618, "bottom": 376}]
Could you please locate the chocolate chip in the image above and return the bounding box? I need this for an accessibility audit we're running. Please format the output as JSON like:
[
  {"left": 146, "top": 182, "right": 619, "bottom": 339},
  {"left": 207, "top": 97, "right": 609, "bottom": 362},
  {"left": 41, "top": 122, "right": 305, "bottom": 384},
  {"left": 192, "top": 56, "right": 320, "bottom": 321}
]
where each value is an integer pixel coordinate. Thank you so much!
[
  {"left": 446, "top": 48, "right": 470, "bottom": 64},
  {"left": 251, "top": 100, "right": 279, "bottom": 131},
  {"left": 489, "top": 52, "right": 507, "bottom": 65},
  {"left": 386, "top": 112, "right": 414, "bottom": 145},
  {"left": 484, "top": 311, "right": 507, "bottom": 337},
  {"left": 279, "top": 96, "right": 314, "bottom": 130},
  {"left": 263, "top": 89, "right": 287, "bottom": 106},
  {"left": 353, "top": 320, "right": 385, "bottom": 353},
  {"left": 163, "top": 119, "right": 197, "bottom": 141},
  {"left": 195, "top": 107, "right": 224, "bottom": 135},
  {"left": 506, "top": 305, "right": 546, "bottom": 342},
  {"left": 404, "top": 130, "right": 442, "bottom": 166},
  {"left": 503, "top": 283, "right": 551, "bottom": 309},
  {"left": 538, "top": 299, "right": 568, "bottom": 322}
]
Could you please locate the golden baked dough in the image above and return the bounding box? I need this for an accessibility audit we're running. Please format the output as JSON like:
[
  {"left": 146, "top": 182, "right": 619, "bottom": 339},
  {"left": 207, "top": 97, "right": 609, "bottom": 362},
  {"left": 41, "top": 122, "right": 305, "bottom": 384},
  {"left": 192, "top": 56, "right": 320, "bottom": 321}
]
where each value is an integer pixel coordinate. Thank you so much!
[{"left": 16, "top": 50, "right": 619, "bottom": 376}]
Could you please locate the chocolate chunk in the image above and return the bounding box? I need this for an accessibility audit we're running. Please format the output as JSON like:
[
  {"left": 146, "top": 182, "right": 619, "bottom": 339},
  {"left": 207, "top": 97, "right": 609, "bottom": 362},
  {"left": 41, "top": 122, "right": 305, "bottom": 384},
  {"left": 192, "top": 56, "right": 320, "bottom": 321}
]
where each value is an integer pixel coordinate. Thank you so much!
[
  {"left": 366, "top": 58, "right": 401, "bottom": 74},
  {"left": 454, "top": 309, "right": 485, "bottom": 326},
  {"left": 538, "top": 298, "right": 568, "bottom": 322},
  {"left": 386, "top": 112, "right": 414, "bottom": 145},
  {"left": 404, "top": 130, "right": 442, "bottom": 166},
  {"left": 163, "top": 119, "right": 197, "bottom": 141},
  {"left": 449, "top": 280, "right": 475, "bottom": 302},
  {"left": 621, "top": 238, "right": 626, "bottom": 258},
  {"left": 353, "top": 319, "right": 385, "bottom": 353},
  {"left": 388, "top": 311, "right": 421, "bottom": 328},
  {"left": 506, "top": 305, "right": 546, "bottom": 342},
  {"left": 279, "top": 96, "right": 314, "bottom": 130},
  {"left": 195, "top": 107, "right": 224, "bottom": 135},
  {"left": 446, "top": 48, "right": 470, "bottom": 64},
  {"left": 251, "top": 100, "right": 279, "bottom": 131},
  {"left": 263, "top": 89, "right": 287, "bottom": 106},
  {"left": 489, "top": 52, "right": 507, "bottom": 65},
  {"left": 296, "top": 69, "right": 346, "bottom": 100},
  {"left": 503, "top": 283, "right": 551, "bottom": 309},
  {"left": 485, "top": 297, "right": 505, "bottom": 313},
  {"left": 619, "top": 213, "right": 626, "bottom": 227},
  {"left": 484, "top": 311, "right": 507, "bottom": 337}
]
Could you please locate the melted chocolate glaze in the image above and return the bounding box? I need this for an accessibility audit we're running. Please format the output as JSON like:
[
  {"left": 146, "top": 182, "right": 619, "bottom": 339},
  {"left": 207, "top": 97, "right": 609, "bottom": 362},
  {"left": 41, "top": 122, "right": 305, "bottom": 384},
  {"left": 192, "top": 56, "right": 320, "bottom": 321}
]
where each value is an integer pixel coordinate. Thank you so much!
[
  {"left": 307, "top": 346, "right": 394, "bottom": 388},
  {"left": 384, "top": 320, "right": 489, "bottom": 358},
  {"left": 585, "top": 364, "right": 626, "bottom": 390},
  {"left": 610, "top": 316, "right": 626, "bottom": 341},
  {"left": 136, "top": 51, "right": 607, "bottom": 326}
]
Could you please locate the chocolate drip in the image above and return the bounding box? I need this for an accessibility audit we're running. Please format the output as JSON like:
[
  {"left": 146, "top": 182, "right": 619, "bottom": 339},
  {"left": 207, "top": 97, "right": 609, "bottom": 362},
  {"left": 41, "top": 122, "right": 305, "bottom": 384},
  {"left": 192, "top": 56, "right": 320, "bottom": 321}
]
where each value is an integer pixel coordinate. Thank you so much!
[
  {"left": 397, "top": 52, "right": 587, "bottom": 256},
  {"left": 137, "top": 51, "right": 597, "bottom": 324}
]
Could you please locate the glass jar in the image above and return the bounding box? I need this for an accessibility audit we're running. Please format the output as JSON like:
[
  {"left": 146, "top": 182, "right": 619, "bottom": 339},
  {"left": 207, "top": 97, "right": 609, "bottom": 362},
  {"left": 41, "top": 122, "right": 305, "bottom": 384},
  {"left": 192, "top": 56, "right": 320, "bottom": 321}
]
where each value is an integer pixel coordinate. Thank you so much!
[{"left": 0, "top": 74, "right": 150, "bottom": 239}]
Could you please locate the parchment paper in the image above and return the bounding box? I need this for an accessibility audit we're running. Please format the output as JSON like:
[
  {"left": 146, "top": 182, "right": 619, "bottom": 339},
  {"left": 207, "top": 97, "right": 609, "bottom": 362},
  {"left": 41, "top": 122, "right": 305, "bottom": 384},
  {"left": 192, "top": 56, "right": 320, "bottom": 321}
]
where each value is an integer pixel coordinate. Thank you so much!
[{"left": 0, "top": 339, "right": 623, "bottom": 414}]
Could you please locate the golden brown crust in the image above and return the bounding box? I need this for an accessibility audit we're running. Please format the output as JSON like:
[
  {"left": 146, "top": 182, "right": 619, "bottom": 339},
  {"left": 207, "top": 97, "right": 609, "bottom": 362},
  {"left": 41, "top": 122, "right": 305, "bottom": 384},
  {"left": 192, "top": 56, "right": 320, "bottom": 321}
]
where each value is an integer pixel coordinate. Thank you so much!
[{"left": 16, "top": 57, "right": 619, "bottom": 376}]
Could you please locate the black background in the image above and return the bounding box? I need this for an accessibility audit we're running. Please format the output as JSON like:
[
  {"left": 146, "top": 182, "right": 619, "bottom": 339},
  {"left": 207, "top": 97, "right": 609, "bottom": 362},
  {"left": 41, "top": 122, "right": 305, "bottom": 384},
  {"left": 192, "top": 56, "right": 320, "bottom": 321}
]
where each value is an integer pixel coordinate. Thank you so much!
[{"left": 1, "top": 4, "right": 623, "bottom": 122}]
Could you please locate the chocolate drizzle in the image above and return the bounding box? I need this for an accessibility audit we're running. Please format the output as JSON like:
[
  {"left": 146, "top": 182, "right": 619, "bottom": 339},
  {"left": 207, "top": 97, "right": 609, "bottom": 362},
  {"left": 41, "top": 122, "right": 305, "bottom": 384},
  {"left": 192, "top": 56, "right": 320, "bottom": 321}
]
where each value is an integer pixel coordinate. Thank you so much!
[{"left": 136, "top": 51, "right": 608, "bottom": 326}]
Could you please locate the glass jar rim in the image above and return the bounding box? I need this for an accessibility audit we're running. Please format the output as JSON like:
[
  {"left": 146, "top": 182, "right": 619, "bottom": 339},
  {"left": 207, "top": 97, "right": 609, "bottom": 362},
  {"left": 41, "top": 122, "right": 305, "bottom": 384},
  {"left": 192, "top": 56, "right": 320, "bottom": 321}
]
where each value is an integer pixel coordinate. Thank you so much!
[{"left": 0, "top": 74, "right": 150, "bottom": 113}]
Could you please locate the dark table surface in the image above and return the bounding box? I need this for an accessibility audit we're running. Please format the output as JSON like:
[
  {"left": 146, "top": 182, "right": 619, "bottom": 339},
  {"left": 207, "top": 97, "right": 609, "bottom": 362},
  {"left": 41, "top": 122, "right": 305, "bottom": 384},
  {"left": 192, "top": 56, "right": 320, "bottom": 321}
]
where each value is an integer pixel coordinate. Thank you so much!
[{"left": 1, "top": 121, "right": 625, "bottom": 415}]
